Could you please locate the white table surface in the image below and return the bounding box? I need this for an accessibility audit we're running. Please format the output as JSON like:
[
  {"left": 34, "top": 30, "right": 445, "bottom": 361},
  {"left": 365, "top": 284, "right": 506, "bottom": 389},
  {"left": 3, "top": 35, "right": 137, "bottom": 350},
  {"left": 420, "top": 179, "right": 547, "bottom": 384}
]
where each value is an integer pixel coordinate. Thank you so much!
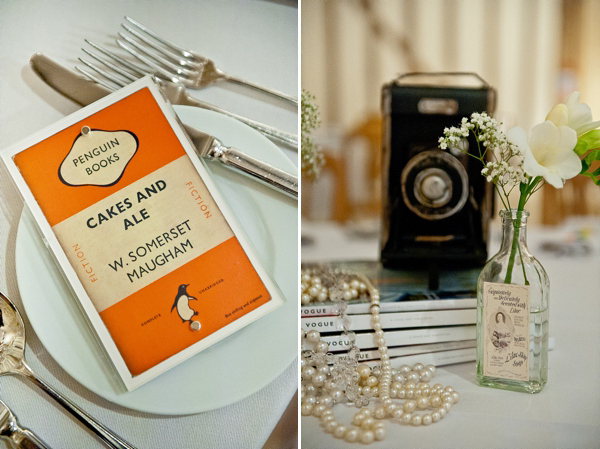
[
  {"left": 301, "top": 219, "right": 600, "bottom": 448},
  {"left": 0, "top": 1, "right": 298, "bottom": 448}
]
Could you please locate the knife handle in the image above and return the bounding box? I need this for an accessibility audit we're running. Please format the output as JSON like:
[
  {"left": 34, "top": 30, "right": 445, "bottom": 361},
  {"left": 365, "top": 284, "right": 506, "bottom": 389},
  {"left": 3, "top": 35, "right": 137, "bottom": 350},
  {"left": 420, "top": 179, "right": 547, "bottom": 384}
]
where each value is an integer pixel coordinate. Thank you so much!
[
  {"left": 208, "top": 143, "right": 298, "bottom": 198},
  {"left": 7, "top": 426, "right": 50, "bottom": 449}
]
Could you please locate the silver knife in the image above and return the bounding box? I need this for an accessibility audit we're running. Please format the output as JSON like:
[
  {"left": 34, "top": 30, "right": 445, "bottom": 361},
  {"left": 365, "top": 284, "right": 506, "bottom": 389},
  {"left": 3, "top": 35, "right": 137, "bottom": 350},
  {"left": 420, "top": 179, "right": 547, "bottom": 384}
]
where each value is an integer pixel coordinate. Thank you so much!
[
  {"left": 0, "top": 399, "right": 50, "bottom": 448},
  {"left": 29, "top": 53, "right": 298, "bottom": 199}
]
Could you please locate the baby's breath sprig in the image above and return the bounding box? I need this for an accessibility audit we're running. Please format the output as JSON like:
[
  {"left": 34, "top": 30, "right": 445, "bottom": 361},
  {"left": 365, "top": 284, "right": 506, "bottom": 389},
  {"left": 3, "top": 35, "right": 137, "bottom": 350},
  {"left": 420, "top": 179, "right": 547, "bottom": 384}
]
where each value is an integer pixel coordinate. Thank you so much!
[
  {"left": 301, "top": 90, "right": 324, "bottom": 179},
  {"left": 438, "top": 112, "right": 530, "bottom": 211}
]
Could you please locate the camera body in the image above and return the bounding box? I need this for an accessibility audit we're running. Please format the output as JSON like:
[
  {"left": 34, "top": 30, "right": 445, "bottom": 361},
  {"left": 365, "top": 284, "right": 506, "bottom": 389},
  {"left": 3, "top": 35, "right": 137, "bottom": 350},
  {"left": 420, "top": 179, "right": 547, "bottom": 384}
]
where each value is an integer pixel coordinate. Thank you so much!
[{"left": 380, "top": 73, "right": 496, "bottom": 269}]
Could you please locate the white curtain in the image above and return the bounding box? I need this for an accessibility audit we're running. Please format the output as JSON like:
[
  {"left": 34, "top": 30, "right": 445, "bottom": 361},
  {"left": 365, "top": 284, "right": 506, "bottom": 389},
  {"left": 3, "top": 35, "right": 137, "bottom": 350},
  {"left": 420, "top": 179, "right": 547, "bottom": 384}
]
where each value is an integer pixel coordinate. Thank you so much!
[
  {"left": 302, "top": 0, "right": 600, "bottom": 222},
  {"left": 302, "top": 0, "right": 562, "bottom": 133}
]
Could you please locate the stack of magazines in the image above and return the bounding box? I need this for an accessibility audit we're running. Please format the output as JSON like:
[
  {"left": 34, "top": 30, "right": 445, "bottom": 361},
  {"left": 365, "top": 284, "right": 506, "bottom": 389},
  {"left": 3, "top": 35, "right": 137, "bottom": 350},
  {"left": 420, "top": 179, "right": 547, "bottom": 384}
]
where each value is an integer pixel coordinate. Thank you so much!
[{"left": 301, "top": 262, "right": 479, "bottom": 368}]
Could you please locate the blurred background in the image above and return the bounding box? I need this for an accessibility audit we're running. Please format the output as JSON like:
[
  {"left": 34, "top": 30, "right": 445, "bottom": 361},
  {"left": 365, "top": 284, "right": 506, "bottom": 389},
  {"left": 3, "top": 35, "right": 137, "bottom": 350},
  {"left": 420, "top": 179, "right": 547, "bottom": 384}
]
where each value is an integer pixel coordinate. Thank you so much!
[{"left": 301, "top": 0, "right": 600, "bottom": 247}]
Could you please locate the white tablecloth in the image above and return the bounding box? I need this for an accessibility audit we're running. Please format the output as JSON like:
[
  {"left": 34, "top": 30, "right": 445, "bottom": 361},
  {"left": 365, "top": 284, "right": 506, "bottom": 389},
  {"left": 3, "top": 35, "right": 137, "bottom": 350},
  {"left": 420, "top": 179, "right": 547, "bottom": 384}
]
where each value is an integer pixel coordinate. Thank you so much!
[
  {"left": 0, "top": 1, "right": 298, "bottom": 448},
  {"left": 301, "top": 219, "right": 600, "bottom": 448}
]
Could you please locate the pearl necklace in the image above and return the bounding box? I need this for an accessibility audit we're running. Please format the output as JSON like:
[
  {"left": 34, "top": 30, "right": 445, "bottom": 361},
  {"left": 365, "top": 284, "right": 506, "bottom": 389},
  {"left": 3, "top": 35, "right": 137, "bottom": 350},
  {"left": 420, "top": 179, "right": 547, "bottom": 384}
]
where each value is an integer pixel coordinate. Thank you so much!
[
  {"left": 300, "top": 268, "right": 460, "bottom": 443},
  {"left": 301, "top": 268, "right": 369, "bottom": 305}
]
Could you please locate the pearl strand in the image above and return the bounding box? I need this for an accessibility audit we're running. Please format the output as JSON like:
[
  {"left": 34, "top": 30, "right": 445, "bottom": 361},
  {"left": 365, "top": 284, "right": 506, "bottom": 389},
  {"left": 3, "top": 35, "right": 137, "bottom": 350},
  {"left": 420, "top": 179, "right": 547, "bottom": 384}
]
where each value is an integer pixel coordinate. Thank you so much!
[
  {"left": 300, "top": 268, "right": 369, "bottom": 305},
  {"left": 301, "top": 269, "right": 460, "bottom": 443}
]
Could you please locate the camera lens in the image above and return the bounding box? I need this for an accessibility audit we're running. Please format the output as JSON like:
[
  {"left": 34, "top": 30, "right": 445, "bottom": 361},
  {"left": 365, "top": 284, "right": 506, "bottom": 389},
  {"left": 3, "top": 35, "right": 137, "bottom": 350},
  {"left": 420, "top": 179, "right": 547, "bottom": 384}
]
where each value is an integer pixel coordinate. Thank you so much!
[
  {"left": 414, "top": 168, "right": 452, "bottom": 207},
  {"left": 400, "top": 150, "right": 468, "bottom": 220}
]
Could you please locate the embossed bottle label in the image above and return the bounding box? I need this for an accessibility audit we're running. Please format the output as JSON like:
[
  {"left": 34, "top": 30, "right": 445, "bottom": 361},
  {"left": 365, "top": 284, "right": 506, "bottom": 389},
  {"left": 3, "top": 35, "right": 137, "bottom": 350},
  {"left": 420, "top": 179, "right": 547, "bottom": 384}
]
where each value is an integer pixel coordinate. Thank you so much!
[{"left": 483, "top": 282, "right": 529, "bottom": 381}]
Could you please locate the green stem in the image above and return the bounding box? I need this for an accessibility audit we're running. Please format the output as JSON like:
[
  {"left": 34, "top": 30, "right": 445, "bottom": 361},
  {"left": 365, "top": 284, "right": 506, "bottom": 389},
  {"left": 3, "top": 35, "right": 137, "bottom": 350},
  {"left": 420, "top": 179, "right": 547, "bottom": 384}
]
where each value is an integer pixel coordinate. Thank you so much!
[
  {"left": 494, "top": 185, "right": 510, "bottom": 210},
  {"left": 500, "top": 184, "right": 512, "bottom": 210},
  {"left": 516, "top": 235, "right": 528, "bottom": 285},
  {"left": 503, "top": 177, "right": 541, "bottom": 284},
  {"left": 504, "top": 190, "right": 526, "bottom": 284}
]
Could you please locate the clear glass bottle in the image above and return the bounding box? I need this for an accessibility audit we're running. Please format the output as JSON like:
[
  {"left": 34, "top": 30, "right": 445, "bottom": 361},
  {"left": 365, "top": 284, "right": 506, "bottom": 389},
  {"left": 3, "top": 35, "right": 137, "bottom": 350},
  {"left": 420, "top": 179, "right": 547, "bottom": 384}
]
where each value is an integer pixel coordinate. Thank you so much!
[{"left": 476, "top": 209, "right": 549, "bottom": 393}]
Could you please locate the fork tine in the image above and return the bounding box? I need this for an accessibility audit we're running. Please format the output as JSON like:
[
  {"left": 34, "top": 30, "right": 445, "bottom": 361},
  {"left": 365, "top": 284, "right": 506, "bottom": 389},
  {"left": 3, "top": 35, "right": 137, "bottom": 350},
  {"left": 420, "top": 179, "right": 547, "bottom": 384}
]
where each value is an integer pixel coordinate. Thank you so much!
[
  {"left": 84, "top": 39, "right": 150, "bottom": 78},
  {"left": 116, "top": 39, "right": 185, "bottom": 86},
  {"left": 121, "top": 23, "right": 196, "bottom": 69},
  {"left": 122, "top": 16, "right": 297, "bottom": 104},
  {"left": 81, "top": 48, "right": 139, "bottom": 83},
  {"left": 78, "top": 57, "right": 128, "bottom": 88},
  {"left": 74, "top": 65, "right": 118, "bottom": 92},
  {"left": 124, "top": 16, "right": 199, "bottom": 62},
  {"left": 117, "top": 31, "right": 196, "bottom": 79}
]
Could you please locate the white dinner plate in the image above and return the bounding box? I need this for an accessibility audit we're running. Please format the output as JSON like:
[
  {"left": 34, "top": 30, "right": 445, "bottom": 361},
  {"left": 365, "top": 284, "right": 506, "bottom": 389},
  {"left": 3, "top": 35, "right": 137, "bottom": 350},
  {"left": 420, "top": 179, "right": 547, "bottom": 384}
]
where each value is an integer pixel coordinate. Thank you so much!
[{"left": 15, "top": 106, "right": 298, "bottom": 415}]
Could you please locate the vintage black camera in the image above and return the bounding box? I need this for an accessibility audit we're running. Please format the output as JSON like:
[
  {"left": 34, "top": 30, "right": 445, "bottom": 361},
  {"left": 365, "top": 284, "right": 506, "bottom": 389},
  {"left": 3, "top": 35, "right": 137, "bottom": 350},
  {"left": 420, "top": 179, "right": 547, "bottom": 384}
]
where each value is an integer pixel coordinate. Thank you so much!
[{"left": 380, "top": 73, "right": 496, "bottom": 271}]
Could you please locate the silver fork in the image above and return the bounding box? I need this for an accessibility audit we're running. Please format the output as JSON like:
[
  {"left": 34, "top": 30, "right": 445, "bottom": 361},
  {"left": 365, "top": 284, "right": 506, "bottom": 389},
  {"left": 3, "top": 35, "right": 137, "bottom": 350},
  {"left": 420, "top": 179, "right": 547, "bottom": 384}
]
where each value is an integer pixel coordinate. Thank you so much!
[
  {"left": 119, "top": 16, "right": 297, "bottom": 106},
  {"left": 77, "top": 41, "right": 298, "bottom": 150}
]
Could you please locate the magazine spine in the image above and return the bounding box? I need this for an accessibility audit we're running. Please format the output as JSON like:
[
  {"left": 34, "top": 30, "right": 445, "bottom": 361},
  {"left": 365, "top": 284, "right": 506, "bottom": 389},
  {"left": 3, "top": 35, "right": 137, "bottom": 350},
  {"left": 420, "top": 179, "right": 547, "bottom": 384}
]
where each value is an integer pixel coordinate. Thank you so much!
[
  {"left": 301, "top": 309, "right": 476, "bottom": 332},
  {"left": 363, "top": 348, "right": 476, "bottom": 368},
  {"left": 329, "top": 339, "right": 476, "bottom": 361},
  {"left": 301, "top": 298, "right": 476, "bottom": 316},
  {"left": 320, "top": 325, "right": 476, "bottom": 351}
]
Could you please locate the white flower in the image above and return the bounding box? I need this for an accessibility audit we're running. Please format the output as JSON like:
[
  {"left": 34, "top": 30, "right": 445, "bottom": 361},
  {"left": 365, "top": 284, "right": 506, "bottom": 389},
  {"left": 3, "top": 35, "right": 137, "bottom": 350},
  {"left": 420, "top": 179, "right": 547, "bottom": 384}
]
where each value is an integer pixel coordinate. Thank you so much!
[
  {"left": 507, "top": 121, "right": 580, "bottom": 188},
  {"left": 546, "top": 91, "right": 600, "bottom": 136}
]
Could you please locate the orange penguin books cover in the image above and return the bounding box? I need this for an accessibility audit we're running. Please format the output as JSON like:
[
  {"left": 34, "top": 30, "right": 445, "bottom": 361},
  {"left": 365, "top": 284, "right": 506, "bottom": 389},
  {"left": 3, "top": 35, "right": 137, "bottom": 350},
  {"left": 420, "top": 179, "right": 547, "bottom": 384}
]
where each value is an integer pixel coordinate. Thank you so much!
[{"left": 2, "top": 77, "right": 285, "bottom": 390}]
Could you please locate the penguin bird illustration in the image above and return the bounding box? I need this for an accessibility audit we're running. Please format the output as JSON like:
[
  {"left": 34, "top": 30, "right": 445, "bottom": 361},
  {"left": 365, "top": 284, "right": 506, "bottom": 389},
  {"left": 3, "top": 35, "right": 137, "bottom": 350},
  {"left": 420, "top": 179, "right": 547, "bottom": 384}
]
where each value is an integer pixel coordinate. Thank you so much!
[{"left": 171, "top": 284, "right": 199, "bottom": 323}]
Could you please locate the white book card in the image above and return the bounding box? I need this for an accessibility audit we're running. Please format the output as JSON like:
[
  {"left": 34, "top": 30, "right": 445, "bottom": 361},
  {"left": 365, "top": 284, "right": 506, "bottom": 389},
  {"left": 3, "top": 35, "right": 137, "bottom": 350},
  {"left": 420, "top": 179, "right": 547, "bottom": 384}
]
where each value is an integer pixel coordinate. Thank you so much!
[{"left": 2, "top": 77, "right": 285, "bottom": 390}]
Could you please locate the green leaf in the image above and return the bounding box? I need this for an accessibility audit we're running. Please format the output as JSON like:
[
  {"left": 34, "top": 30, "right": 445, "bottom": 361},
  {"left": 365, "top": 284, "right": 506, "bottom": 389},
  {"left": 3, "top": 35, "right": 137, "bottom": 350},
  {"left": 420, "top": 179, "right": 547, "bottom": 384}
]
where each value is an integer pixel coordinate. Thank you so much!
[
  {"left": 577, "top": 145, "right": 600, "bottom": 185},
  {"left": 580, "top": 171, "right": 600, "bottom": 185},
  {"left": 580, "top": 161, "right": 600, "bottom": 185},
  {"left": 574, "top": 141, "right": 588, "bottom": 156},
  {"left": 575, "top": 130, "right": 600, "bottom": 155},
  {"left": 580, "top": 149, "right": 600, "bottom": 174}
]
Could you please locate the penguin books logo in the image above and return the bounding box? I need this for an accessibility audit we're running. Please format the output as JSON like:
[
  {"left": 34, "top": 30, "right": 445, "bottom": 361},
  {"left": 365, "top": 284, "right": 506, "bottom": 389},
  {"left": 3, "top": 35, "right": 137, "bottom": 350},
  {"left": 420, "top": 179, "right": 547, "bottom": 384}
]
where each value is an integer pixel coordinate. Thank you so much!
[
  {"left": 171, "top": 284, "right": 201, "bottom": 330},
  {"left": 58, "top": 127, "right": 138, "bottom": 187}
]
